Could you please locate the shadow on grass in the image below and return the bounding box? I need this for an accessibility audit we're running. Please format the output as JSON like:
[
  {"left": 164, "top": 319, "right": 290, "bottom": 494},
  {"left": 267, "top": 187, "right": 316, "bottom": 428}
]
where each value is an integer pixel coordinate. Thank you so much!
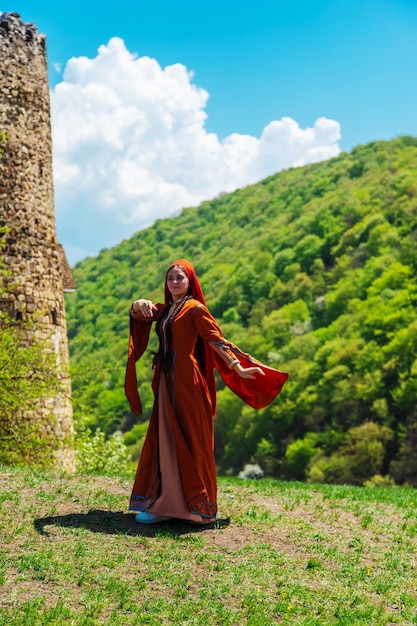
[{"left": 34, "top": 510, "right": 231, "bottom": 538}]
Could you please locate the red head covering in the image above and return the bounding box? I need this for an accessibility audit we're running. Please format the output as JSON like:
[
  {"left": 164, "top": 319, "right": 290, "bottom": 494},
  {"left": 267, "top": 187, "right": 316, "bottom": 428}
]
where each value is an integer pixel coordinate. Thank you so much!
[{"left": 164, "top": 259, "right": 207, "bottom": 305}]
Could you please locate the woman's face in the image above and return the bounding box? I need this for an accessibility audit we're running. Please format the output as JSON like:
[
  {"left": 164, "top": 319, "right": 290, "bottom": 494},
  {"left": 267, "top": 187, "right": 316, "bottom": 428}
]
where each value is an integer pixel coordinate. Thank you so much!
[{"left": 166, "top": 266, "right": 190, "bottom": 301}]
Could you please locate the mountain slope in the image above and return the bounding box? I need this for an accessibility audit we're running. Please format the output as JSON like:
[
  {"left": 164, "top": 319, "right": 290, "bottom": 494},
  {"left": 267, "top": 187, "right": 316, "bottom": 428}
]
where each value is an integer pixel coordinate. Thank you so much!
[{"left": 65, "top": 135, "right": 417, "bottom": 485}]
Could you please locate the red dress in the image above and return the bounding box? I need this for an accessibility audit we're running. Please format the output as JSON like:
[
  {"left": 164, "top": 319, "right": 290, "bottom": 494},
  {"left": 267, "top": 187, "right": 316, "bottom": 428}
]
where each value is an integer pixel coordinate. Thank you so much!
[{"left": 125, "top": 299, "right": 288, "bottom": 521}]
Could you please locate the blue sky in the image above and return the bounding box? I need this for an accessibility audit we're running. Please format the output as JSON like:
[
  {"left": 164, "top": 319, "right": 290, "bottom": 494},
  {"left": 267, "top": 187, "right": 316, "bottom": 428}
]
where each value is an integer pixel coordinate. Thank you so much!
[{"left": 1, "top": 1, "right": 417, "bottom": 263}]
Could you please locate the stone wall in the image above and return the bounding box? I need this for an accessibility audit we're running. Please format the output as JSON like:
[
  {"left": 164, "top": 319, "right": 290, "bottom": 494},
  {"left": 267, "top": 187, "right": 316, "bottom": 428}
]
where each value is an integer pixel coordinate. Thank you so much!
[{"left": 0, "top": 12, "right": 75, "bottom": 471}]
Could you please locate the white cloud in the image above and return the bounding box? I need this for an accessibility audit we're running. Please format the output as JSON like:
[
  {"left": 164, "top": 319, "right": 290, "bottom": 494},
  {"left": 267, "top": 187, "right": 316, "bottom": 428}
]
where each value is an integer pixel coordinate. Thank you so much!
[{"left": 51, "top": 37, "right": 341, "bottom": 264}]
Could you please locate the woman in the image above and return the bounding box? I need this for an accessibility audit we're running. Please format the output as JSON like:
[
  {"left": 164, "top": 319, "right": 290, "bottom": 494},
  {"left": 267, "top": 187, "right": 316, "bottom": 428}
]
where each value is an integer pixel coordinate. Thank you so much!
[{"left": 125, "top": 259, "right": 288, "bottom": 524}]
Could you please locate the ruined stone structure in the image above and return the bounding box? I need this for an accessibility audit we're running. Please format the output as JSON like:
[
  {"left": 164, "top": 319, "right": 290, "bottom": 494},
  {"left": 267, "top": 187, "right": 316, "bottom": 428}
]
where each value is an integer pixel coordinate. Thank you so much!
[{"left": 0, "top": 12, "right": 75, "bottom": 471}]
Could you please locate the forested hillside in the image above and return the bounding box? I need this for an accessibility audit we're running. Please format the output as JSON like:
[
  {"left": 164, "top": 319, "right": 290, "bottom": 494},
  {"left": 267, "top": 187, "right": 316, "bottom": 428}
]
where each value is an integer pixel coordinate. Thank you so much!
[{"left": 65, "top": 135, "right": 417, "bottom": 486}]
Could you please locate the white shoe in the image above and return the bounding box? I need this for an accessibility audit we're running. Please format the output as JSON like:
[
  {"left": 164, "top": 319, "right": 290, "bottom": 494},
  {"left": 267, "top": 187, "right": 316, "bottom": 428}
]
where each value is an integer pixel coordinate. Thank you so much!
[{"left": 135, "top": 511, "right": 173, "bottom": 524}]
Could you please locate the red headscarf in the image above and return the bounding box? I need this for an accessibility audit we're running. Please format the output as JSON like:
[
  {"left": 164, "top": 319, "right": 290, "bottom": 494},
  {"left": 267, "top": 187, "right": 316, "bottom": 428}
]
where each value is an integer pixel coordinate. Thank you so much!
[{"left": 164, "top": 259, "right": 207, "bottom": 305}]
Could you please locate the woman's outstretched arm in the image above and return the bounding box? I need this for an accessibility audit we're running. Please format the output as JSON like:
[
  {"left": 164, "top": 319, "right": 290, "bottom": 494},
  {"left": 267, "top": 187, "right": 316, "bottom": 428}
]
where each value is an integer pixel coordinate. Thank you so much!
[{"left": 208, "top": 341, "right": 265, "bottom": 380}]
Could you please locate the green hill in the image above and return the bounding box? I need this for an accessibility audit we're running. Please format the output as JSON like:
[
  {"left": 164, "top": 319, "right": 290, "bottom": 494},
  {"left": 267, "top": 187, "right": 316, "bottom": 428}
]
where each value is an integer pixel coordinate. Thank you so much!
[{"left": 65, "top": 135, "right": 417, "bottom": 486}]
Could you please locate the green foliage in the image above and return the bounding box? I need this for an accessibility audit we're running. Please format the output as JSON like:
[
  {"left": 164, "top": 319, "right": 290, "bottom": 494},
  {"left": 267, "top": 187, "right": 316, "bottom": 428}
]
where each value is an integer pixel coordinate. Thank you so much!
[
  {"left": 284, "top": 432, "right": 320, "bottom": 479},
  {"left": 252, "top": 437, "right": 278, "bottom": 475},
  {"left": 389, "top": 415, "right": 417, "bottom": 486},
  {"left": 75, "top": 427, "right": 131, "bottom": 476},
  {"left": 65, "top": 136, "right": 417, "bottom": 485},
  {"left": 0, "top": 231, "right": 63, "bottom": 467},
  {"left": 363, "top": 473, "right": 396, "bottom": 487},
  {"left": 307, "top": 422, "right": 394, "bottom": 486},
  {"left": 0, "top": 321, "right": 62, "bottom": 416}
]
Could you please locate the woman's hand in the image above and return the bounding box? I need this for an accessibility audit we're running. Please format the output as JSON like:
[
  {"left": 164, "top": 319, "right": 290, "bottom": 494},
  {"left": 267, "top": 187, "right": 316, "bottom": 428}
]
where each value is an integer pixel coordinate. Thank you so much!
[
  {"left": 131, "top": 299, "right": 157, "bottom": 319},
  {"left": 233, "top": 363, "right": 265, "bottom": 380}
]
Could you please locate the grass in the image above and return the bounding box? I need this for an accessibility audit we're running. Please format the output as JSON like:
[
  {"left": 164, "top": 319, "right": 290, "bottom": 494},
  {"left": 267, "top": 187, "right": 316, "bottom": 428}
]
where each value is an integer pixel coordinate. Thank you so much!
[{"left": 0, "top": 467, "right": 417, "bottom": 625}]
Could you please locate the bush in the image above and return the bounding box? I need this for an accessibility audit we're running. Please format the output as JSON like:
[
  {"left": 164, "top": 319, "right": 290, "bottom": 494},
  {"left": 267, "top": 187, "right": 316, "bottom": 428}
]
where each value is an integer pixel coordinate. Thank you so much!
[
  {"left": 75, "top": 427, "right": 131, "bottom": 476},
  {"left": 253, "top": 438, "right": 278, "bottom": 476},
  {"left": 285, "top": 432, "right": 319, "bottom": 479},
  {"left": 307, "top": 422, "right": 394, "bottom": 486},
  {"left": 363, "top": 474, "right": 396, "bottom": 487}
]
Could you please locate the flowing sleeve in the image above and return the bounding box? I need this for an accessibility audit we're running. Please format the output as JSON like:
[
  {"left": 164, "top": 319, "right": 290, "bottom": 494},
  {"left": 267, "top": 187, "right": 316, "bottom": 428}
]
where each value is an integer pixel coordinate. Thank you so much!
[
  {"left": 193, "top": 304, "right": 289, "bottom": 410},
  {"left": 124, "top": 303, "right": 164, "bottom": 415}
]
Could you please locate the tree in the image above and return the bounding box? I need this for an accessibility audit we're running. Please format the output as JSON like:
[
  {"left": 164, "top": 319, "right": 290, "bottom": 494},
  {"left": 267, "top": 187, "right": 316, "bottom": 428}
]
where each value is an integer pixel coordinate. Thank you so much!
[{"left": 307, "top": 422, "right": 394, "bottom": 486}]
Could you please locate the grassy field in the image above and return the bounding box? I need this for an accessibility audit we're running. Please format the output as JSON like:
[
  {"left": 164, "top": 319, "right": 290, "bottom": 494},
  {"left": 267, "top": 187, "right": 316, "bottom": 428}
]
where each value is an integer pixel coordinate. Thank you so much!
[{"left": 0, "top": 467, "right": 416, "bottom": 625}]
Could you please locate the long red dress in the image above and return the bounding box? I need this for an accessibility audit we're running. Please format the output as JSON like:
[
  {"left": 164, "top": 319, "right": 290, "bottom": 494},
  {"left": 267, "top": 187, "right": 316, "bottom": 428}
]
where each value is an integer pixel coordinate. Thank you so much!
[{"left": 125, "top": 297, "right": 289, "bottom": 522}]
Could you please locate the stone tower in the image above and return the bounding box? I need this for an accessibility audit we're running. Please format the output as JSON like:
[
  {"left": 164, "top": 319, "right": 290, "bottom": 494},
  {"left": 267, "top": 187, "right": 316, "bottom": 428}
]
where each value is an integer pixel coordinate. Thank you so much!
[{"left": 0, "top": 12, "right": 75, "bottom": 471}]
